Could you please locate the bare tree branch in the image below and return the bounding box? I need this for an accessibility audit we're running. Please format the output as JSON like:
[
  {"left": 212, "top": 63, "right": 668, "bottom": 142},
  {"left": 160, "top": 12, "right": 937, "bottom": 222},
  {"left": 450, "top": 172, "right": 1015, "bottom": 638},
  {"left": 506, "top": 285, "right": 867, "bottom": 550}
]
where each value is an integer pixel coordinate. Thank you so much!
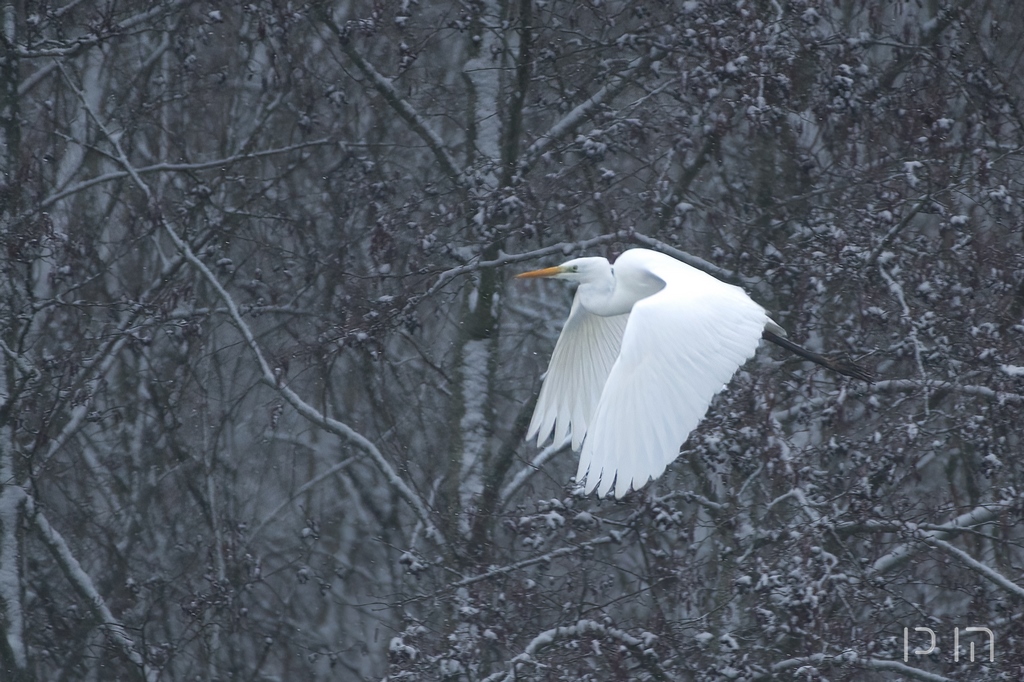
[
  {"left": 757, "top": 653, "right": 954, "bottom": 682},
  {"left": 40, "top": 138, "right": 337, "bottom": 209},
  {"left": 60, "top": 52, "right": 445, "bottom": 544},
  {"left": 870, "top": 502, "right": 1014, "bottom": 575},
  {"left": 519, "top": 49, "right": 663, "bottom": 174},
  {"left": 499, "top": 435, "right": 571, "bottom": 506},
  {"left": 772, "top": 379, "right": 1024, "bottom": 423},
  {"left": 316, "top": 8, "right": 465, "bottom": 187},
  {"left": 26, "top": 494, "right": 158, "bottom": 682},
  {"left": 922, "top": 534, "right": 1024, "bottom": 599},
  {"left": 483, "top": 618, "right": 666, "bottom": 682}
]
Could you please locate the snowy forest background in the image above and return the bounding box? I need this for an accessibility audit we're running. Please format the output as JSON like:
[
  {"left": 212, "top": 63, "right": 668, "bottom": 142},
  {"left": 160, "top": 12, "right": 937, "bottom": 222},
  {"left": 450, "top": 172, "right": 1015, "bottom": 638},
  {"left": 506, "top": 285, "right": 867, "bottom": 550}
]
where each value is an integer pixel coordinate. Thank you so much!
[{"left": 1, "top": 1, "right": 1024, "bottom": 680}]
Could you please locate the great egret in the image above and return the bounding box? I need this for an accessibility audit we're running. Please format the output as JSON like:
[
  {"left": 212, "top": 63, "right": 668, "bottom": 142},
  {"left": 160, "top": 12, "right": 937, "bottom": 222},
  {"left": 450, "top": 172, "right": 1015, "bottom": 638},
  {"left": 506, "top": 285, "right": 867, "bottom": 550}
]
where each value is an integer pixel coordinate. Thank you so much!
[{"left": 517, "top": 248, "right": 871, "bottom": 499}]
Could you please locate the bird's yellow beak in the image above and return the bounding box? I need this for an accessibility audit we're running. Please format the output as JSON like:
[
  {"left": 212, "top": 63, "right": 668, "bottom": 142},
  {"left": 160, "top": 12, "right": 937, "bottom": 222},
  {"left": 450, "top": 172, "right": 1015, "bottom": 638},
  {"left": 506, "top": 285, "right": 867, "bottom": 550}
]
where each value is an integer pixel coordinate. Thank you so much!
[{"left": 515, "top": 265, "right": 565, "bottom": 279}]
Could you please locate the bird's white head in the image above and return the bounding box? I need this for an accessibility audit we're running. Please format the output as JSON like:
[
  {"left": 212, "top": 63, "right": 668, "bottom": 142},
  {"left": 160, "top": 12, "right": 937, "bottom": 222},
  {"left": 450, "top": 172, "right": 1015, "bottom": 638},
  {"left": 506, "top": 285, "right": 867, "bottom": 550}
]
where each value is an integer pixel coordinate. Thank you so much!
[{"left": 515, "top": 256, "right": 611, "bottom": 283}]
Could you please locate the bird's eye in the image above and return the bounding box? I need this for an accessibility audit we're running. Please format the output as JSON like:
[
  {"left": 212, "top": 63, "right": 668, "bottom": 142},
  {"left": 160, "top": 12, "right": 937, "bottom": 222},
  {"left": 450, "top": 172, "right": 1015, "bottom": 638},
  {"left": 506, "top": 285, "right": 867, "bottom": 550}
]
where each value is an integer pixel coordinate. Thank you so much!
[{"left": 572, "top": 265, "right": 579, "bottom": 272}]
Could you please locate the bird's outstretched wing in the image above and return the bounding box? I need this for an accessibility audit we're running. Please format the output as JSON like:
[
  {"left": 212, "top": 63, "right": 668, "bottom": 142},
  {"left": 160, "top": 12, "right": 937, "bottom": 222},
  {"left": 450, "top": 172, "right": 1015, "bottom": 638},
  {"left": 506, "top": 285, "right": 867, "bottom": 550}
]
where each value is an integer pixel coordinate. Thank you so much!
[
  {"left": 527, "top": 292, "right": 629, "bottom": 451},
  {"left": 578, "top": 256, "right": 768, "bottom": 498}
]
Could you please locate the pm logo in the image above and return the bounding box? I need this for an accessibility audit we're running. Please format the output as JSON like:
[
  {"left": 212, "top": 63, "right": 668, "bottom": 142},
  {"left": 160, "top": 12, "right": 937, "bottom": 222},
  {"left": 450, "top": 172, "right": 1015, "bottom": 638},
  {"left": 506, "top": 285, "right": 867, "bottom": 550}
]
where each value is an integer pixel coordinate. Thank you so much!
[{"left": 904, "top": 626, "right": 994, "bottom": 662}]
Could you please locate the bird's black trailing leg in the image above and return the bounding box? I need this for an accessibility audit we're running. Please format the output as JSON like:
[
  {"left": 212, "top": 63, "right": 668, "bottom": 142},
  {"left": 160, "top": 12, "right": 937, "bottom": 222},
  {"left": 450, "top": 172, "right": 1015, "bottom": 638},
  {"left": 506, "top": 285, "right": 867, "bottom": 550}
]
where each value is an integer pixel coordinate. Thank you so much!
[{"left": 762, "top": 330, "right": 874, "bottom": 383}]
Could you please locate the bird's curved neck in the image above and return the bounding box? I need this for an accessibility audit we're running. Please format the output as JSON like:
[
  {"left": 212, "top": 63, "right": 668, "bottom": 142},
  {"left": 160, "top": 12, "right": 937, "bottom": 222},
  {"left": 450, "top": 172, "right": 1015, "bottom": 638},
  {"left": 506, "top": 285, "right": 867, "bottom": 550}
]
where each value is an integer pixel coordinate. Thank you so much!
[{"left": 578, "top": 268, "right": 641, "bottom": 317}]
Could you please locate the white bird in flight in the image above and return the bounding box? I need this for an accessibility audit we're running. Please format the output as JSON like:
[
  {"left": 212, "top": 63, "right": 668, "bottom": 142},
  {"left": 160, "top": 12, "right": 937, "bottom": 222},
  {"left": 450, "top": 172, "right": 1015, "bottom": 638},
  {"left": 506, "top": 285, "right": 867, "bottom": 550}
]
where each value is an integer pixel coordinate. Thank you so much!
[{"left": 517, "top": 248, "right": 871, "bottom": 499}]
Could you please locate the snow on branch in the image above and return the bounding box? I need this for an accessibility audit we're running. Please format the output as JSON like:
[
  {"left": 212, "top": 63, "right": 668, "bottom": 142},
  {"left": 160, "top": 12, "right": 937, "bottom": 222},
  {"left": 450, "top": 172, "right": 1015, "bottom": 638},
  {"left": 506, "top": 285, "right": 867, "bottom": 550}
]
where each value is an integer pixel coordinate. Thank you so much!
[
  {"left": 772, "top": 379, "right": 1024, "bottom": 423},
  {"left": 866, "top": 196, "right": 929, "bottom": 266},
  {"left": 519, "top": 49, "right": 664, "bottom": 174},
  {"left": 869, "top": 501, "right": 1014, "bottom": 575},
  {"left": 757, "top": 652, "right": 953, "bottom": 682},
  {"left": 482, "top": 618, "right": 663, "bottom": 682},
  {"left": 14, "top": 0, "right": 188, "bottom": 58},
  {"left": 879, "top": 265, "right": 929, "bottom": 406},
  {"left": 922, "top": 535, "right": 1024, "bottom": 599},
  {"left": 0, "top": 339, "right": 37, "bottom": 381},
  {"left": 65, "top": 66, "right": 443, "bottom": 545},
  {"left": 26, "top": 495, "right": 158, "bottom": 682},
  {"left": 159, "top": 220, "right": 442, "bottom": 541},
  {"left": 0, "top": 339, "right": 40, "bottom": 426},
  {"left": 765, "top": 486, "right": 822, "bottom": 523},
  {"left": 0, "top": 471, "right": 27, "bottom": 670},
  {"left": 318, "top": 11, "right": 464, "bottom": 186},
  {"left": 651, "top": 489, "right": 725, "bottom": 514},
  {"left": 499, "top": 434, "right": 571, "bottom": 505}
]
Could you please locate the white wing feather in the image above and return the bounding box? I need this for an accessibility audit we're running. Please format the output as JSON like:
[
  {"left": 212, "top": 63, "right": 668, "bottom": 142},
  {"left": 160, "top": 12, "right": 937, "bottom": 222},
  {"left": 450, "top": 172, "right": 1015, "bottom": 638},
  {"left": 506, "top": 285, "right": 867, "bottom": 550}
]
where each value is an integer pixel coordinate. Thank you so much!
[
  {"left": 527, "top": 292, "right": 629, "bottom": 451},
  {"left": 577, "top": 254, "right": 768, "bottom": 498}
]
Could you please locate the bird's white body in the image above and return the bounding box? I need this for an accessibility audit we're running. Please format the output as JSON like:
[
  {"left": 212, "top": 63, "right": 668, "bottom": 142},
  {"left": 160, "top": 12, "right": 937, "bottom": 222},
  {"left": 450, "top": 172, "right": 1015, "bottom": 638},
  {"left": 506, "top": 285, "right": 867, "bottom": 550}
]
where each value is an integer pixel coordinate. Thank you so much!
[{"left": 520, "top": 248, "right": 771, "bottom": 498}]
